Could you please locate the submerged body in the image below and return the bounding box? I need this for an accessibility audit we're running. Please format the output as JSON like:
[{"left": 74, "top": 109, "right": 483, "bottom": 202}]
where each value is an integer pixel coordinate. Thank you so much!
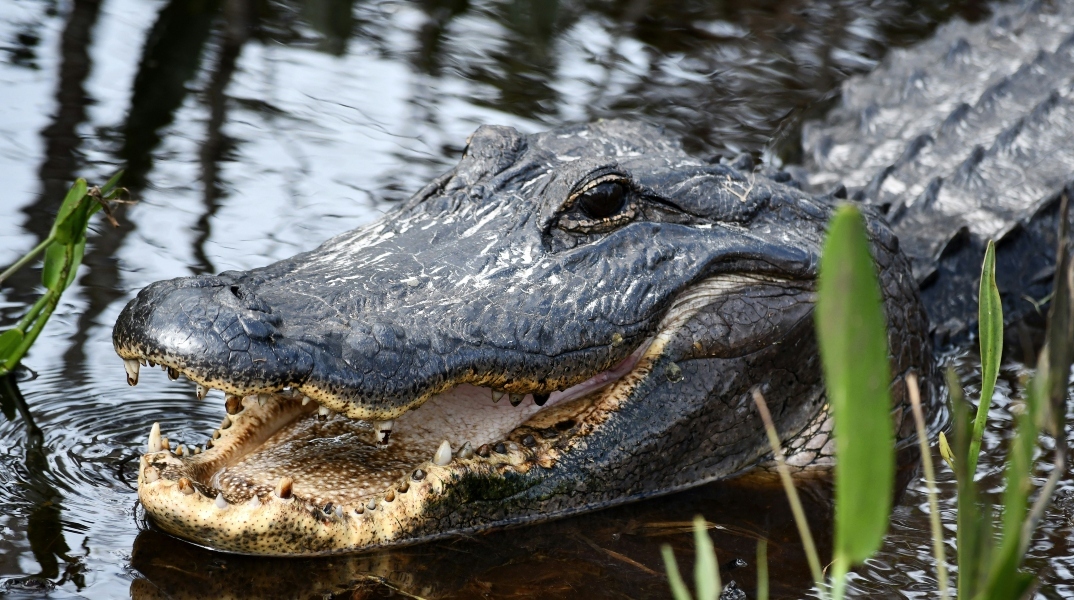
[{"left": 113, "top": 1, "right": 1074, "bottom": 555}]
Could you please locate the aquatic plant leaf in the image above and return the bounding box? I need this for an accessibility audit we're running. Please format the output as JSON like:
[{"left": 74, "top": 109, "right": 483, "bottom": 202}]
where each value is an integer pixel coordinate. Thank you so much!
[
  {"left": 948, "top": 367, "right": 990, "bottom": 599},
  {"left": 49, "top": 178, "right": 87, "bottom": 243},
  {"left": 692, "top": 515, "right": 720, "bottom": 600},
  {"left": 662, "top": 545, "right": 694, "bottom": 600},
  {"left": 938, "top": 431, "right": 955, "bottom": 470},
  {"left": 0, "top": 330, "right": 22, "bottom": 359},
  {"left": 41, "top": 243, "right": 68, "bottom": 290},
  {"left": 756, "top": 539, "right": 768, "bottom": 600},
  {"left": 815, "top": 205, "right": 894, "bottom": 570},
  {"left": 968, "top": 240, "right": 1001, "bottom": 476}
]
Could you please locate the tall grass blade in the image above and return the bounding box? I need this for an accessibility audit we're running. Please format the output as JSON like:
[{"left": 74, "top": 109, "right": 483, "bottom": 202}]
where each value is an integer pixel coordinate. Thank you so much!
[
  {"left": 968, "top": 240, "right": 1002, "bottom": 476},
  {"left": 815, "top": 205, "right": 895, "bottom": 585},
  {"left": 948, "top": 368, "right": 989, "bottom": 599},
  {"left": 692, "top": 515, "right": 721, "bottom": 600},
  {"left": 906, "top": 373, "right": 949, "bottom": 598},
  {"left": 756, "top": 539, "right": 768, "bottom": 600},
  {"left": 662, "top": 545, "right": 694, "bottom": 600},
  {"left": 752, "top": 389, "right": 825, "bottom": 588}
]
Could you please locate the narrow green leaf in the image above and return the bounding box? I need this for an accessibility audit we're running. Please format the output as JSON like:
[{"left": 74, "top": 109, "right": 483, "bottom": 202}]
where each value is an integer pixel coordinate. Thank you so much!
[
  {"left": 63, "top": 240, "right": 86, "bottom": 291},
  {"left": 41, "top": 242, "right": 68, "bottom": 289},
  {"left": 100, "top": 170, "right": 125, "bottom": 196},
  {"left": 662, "top": 545, "right": 694, "bottom": 600},
  {"left": 692, "top": 516, "right": 720, "bottom": 600},
  {"left": 50, "top": 178, "right": 88, "bottom": 243},
  {"left": 949, "top": 367, "right": 989, "bottom": 599},
  {"left": 968, "top": 240, "right": 1002, "bottom": 476},
  {"left": 756, "top": 540, "right": 769, "bottom": 600},
  {"left": 938, "top": 431, "right": 955, "bottom": 471},
  {"left": 815, "top": 205, "right": 895, "bottom": 566},
  {"left": 0, "top": 329, "right": 24, "bottom": 360}
]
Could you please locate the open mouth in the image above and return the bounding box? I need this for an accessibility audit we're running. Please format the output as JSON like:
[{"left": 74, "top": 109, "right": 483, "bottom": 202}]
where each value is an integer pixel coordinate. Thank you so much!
[{"left": 119, "top": 272, "right": 813, "bottom": 555}]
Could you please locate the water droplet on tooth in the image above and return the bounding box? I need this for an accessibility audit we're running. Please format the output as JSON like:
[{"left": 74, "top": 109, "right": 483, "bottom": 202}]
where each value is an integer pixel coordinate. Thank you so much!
[
  {"left": 373, "top": 420, "right": 394, "bottom": 445},
  {"left": 533, "top": 393, "right": 550, "bottom": 406},
  {"left": 177, "top": 477, "right": 195, "bottom": 495},
  {"left": 195, "top": 384, "right": 208, "bottom": 400},
  {"left": 214, "top": 492, "right": 228, "bottom": 509},
  {"left": 124, "top": 359, "right": 140, "bottom": 386},
  {"left": 491, "top": 389, "right": 505, "bottom": 403},
  {"left": 509, "top": 393, "right": 524, "bottom": 407},
  {"left": 148, "top": 423, "right": 161, "bottom": 453},
  {"left": 458, "top": 441, "right": 474, "bottom": 459},
  {"left": 167, "top": 367, "right": 179, "bottom": 381},
  {"left": 433, "top": 440, "right": 452, "bottom": 465},
  {"left": 225, "top": 395, "right": 244, "bottom": 415},
  {"left": 275, "top": 477, "right": 293, "bottom": 499}
]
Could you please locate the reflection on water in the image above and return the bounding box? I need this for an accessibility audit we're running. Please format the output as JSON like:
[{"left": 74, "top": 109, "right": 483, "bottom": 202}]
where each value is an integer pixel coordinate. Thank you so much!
[{"left": 3, "top": 0, "right": 1071, "bottom": 597}]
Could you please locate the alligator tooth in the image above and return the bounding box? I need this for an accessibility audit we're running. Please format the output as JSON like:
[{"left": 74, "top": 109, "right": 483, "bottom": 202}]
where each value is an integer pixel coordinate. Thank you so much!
[
  {"left": 139, "top": 358, "right": 147, "bottom": 367},
  {"left": 302, "top": 396, "right": 311, "bottom": 406},
  {"left": 143, "top": 466, "right": 159, "bottom": 483},
  {"left": 212, "top": 430, "right": 221, "bottom": 440},
  {"left": 177, "top": 477, "right": 195, "bottom": 495},
  {"left": 532, "top": 392, "right": 550, "bottom": 406},
  {"left": 318, "top": 405, "right": 331, "bottom": 418},
  {"left": 193, "top": 446, "right": 201, "bottom": 454},
  {"left": 148, "top": 360, "right": 156, "bottom": 368},
  {"left": 373, "top": 420, "right": 394, "bottom": 445},
  {"left": 161, "top": 437, "right": 171, "bottom": 451},
  {"left": 458, "top": 441, "right": 474, "bottom": 459},
  {"left": 412, "top": 469, "right": 426, "bottom": 481},
  {"left": 175, "top": 445, "right": 186, "bottom": 457},
  {"left": 334, "top": 505, "right": 344, "bottom": 519},
  {"left": 225, "top": 394, "right": 244, "bottom": 415},
  {"left": 257, "top": 393, "right": 271, "bottom": 406},
  {"left": 214, "top": 492, "right": 228, "bottom": 509},
  {"left": 195, "top": 384, "right": 208, "bottom": 400},
  {"left": 248, "top": 494, "right": 260, "bottom": 507},
  {"left": 147, "top": 423, "right": 162, "bottom": 453},
  {"left": 433, "top": 440, "right": 452, "bottom": 466},
  {"left": 509, "top": 393, "right": 524, "bottom": 407},
  {"left": 521, "top": 434, "right": 536, "bottom": 448},
  {"left": 219, "top": 416, "right": 232, "bottom": 430},
  {"left": 491, "top": 389, "right": 505, "bottom": 403},
  {"left": 124, "top": 359, "right": 140, "bottom": 386},
  {"left": 477, "top": 444, "right": 491, "bottom": 458},
  {"left": 167, "top": 367, "right": 179, "bottom": 381},
  {"left": 384, "top": 489, "right": 395, "bottom": 502},
  {"left": 275, "top": 477, "right": 293, "bottom": 499},
  {"left": 398, "top": 481, "right": 409, "bottom": 494},
  {"left": 366, "top": 498, "right": 377, "bottom": 511}
]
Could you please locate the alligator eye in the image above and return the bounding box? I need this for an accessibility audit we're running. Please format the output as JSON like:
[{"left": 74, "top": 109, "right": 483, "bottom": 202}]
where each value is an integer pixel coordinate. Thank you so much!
[{"left": 577, "top": 181, "right": 627, "bottom": 219}]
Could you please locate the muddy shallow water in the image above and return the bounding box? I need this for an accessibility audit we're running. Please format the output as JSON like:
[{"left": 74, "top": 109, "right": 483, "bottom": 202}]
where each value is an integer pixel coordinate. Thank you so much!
[{"left": 1, "top": 0, "right": 1072, "bottom": 597}]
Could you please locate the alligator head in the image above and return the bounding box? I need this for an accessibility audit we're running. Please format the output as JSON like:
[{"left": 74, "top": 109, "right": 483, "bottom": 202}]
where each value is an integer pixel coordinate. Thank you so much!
[{"left": 113, "top": 120, "right": 932, "bottom": 555}]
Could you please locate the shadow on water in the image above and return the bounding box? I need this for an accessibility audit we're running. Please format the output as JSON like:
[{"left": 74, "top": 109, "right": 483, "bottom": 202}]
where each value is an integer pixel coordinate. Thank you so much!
[{"left": 9, "top": 0, "right": 1074, "bottom": 597}]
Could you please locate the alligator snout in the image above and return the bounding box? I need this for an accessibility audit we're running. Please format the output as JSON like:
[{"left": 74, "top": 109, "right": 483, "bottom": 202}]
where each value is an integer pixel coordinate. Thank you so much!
[{"left": 113, "top": 274, "right": 316, "bottom": 395}]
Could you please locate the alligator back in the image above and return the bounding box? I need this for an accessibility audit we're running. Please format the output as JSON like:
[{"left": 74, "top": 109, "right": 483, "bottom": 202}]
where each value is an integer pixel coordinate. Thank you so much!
[{"left": 800, "top": 1, "right": 1074, "bottom": 343}]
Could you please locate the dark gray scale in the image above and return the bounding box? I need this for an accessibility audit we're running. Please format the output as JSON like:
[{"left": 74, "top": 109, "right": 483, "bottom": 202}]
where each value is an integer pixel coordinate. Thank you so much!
[{"left": 800, "top": 0, "right": 1074, "bottom": 343}]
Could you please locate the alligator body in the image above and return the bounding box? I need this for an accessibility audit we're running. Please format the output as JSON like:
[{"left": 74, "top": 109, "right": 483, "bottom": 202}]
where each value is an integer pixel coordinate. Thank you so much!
[{"left": 113, "top": 1, "right": 1074, "bottom": 555}]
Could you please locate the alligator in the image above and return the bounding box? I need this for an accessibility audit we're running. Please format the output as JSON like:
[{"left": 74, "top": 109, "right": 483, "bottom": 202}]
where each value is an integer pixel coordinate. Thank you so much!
[{"left": 113, "top": 1, "right": 1074, "bottom": 556}]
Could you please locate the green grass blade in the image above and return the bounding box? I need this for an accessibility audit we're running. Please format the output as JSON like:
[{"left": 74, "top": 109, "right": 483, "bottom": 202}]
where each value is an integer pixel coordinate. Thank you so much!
[
  {"left": 662, "top": 544, "right": 694, "bottom": 600},
  {"left": 815, "top": 205, "right": 895, "bottom": 573},
  {"left": 906, "top": 373, "right": 949, "bottom": 598},
  {"left": 692, "top": 516, "right": 720, "bottom": 600},
  {"left": 968, "top": 240, "right": 1002, "bottom": 476},
  {"left": 948, "top": 367, "right": 988, "bottom": 600},
  {"left": 756, "top": 540, "right": 768, "bottom": 600}
]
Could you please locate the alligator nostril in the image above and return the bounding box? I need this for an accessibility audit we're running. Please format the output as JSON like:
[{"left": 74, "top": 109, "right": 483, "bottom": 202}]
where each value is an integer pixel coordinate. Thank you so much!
[{"left": 230, "top": 285, "right": 242, "bottom": 299}]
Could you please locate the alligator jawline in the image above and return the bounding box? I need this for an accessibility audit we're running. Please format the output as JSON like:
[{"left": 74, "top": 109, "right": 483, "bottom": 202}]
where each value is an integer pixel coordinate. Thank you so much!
[{"left": 131, "top": 272, "right": 801, "bottom": 554}]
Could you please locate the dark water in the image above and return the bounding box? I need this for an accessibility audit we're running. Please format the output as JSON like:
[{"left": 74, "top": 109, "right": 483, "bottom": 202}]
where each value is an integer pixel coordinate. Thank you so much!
[{"left": 1, "top": 0, "right": 1071, "bottom": 597}]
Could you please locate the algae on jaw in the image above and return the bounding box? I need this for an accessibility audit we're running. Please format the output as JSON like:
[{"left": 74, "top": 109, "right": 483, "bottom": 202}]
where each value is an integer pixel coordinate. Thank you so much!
[{"left": 0, "top": 173, "right": 128, "bottom": 377}]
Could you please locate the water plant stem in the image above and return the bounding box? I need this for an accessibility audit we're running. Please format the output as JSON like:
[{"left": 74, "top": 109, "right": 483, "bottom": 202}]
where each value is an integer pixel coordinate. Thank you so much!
[
  {"left": 751, "top": 388, "right": 825, "bottom": 588},
  {"left": 906, "top": 372, "right": 949, "bottom": 598}
]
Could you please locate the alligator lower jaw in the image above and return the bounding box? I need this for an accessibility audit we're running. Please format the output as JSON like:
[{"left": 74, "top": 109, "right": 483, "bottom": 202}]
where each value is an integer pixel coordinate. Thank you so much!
[{"left": 134, "top": 338, "right": 662, "bottom": 556}]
